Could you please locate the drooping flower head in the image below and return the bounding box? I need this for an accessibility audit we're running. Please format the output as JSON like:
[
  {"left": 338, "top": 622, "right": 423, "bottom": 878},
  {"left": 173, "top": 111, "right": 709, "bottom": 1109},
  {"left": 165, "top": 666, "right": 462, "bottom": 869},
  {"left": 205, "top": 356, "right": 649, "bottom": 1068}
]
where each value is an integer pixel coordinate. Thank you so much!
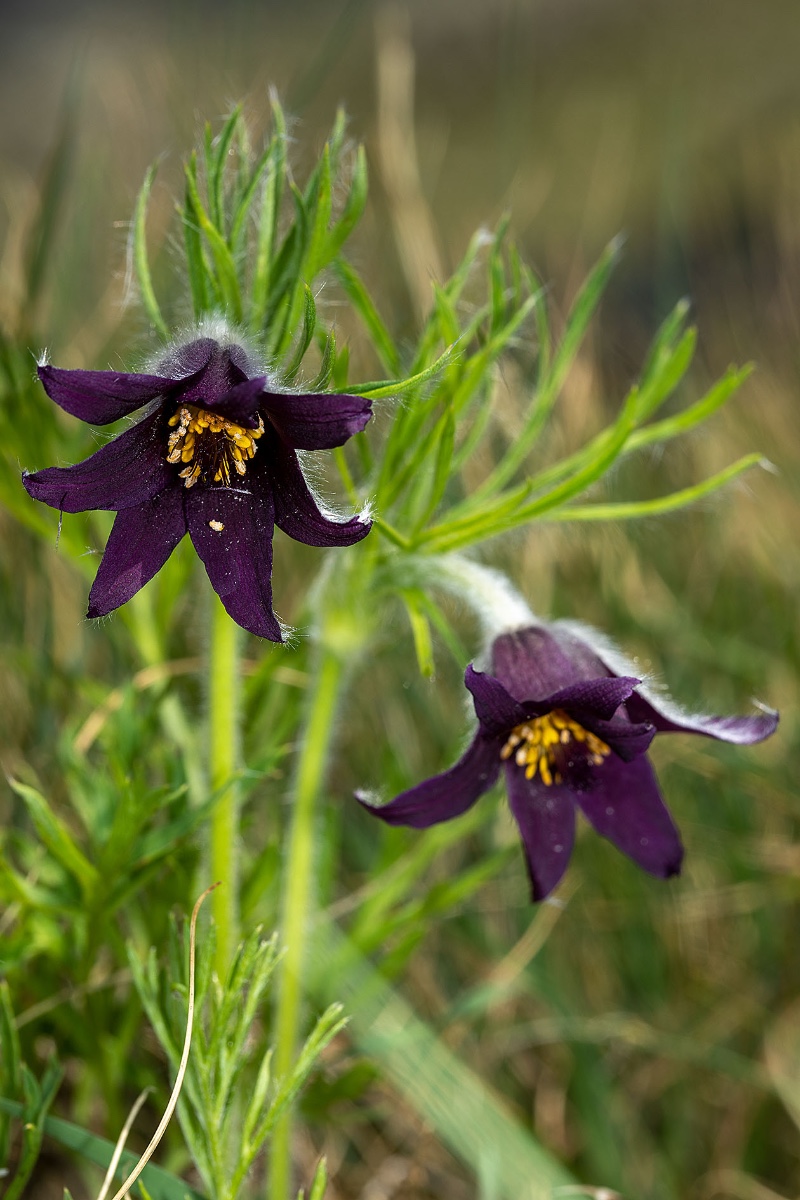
[
  {"left": 359, "top": 622, "right": 778, "bottom": 900},
  {"left": 23, "top": 335, "right": 373, "bottom": 639}
]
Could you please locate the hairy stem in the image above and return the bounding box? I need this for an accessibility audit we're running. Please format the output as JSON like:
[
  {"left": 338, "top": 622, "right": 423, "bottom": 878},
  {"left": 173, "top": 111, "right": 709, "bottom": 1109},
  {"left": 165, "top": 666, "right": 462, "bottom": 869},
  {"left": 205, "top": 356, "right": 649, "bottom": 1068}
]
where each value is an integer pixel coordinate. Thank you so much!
[
  {"left": 270, "top": 648, "right": 343, "bottom": 1200},
  {"left": 208, "top": 592, "right": 242, "bottom": 978}
]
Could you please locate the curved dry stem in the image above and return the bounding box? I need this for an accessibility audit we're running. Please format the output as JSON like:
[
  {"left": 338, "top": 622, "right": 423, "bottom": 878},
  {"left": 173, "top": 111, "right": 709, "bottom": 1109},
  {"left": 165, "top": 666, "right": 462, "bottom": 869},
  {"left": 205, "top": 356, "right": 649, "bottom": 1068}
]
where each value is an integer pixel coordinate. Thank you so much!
[
  {"left": 106, "top": 882, "right": 220, "bottom": 1200},
  {"left": 95, "top": 1087, "right": 153, "bottom": 1200}
]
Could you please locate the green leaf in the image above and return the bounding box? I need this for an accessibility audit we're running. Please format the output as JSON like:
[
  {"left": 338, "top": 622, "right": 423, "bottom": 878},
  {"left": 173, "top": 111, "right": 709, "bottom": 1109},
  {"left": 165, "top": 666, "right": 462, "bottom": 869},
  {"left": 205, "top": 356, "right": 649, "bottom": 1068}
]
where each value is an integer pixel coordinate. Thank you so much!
[
  {"left": 9, "top": 781, "right": 100, "bottom": 899},
  {"left": 0, "top": 982, "right": 21, "bottom": 1166},
  {"left": 310, "top": 328, "right": 336, "bottom": 390},
  {"left": 283, "top": 285, "right": 318, "bottom": 382},
  {"left": 399, "top": 589, "right": 436, "bottom": 678},
  {"left": 476, "top": 234, "right": 623, "bottom": 497},
  {"left": 346, "top": 344, "right": 457, "bottom": 399},
  {"left": 251, "top": 95, "right": 288, "bottom": 327},
  {"left": 184, "top": 154, "right": 242, "bottom": 321},
  {"left": 333, "top": 258, "right": 400, "bottom": 376},
  {"left": 303, "top": 144, "right": 333, "bottom": 280},
  {"left": 131, "top": 163, "right": 169, "bottom": 340},
  {"left": 546, "top": 453, "right": 764, "bottom": 522},
  {"left": 0, "top": 1098, "right": 206, "bottom": 1200},
  {"left": 626, "top": 364, "right": 753, "bottom": 453},
  {"left": 319, "top": 143, "right": 368, "bottom": 265},
  {"left": 181, "top": 182, "right": 212, "bottom": 319},
  {"left": 209, "top": 106, "right": 242, "bottom": 234}
]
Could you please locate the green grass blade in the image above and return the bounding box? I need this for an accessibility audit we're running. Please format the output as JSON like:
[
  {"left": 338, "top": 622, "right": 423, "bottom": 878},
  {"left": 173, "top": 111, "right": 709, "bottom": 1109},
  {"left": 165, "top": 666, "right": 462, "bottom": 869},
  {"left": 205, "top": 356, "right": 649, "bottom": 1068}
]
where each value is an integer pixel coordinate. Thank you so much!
[
  {"left": 310, "top": 919, "right": 575, "bottom": 1200},
  {"left": 0, "top": 1099, "right": 206, "bottom": 1200},
  {"left": 131, "top": 163, "right": 169, "bottom": 340}
]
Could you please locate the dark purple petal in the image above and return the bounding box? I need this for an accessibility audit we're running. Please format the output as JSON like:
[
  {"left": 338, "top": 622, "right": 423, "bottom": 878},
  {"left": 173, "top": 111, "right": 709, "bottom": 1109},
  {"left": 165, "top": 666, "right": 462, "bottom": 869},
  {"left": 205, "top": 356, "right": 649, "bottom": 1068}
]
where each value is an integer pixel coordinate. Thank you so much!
[
  {"left": 22, "top": 409, "right": 172, "bottom": 513},
  {"left": 624, "top": 690, "right": 779, "bottom": 746},
  {"left": 358, "top": 733, "right": 500, "bottom": 829},
  {"left": 464, "top": 665, "right": 527, "bottom": 736},
  {"left": 171, "top": 342, "right": 250, "bottom": 409},
  {"left": 268, "top": 438, "right": 372, "bottom": 548},
  {"left": 578, "top": 715, "right": 656, "bottom": 763},
  {"left": 159, "top": 337, "right": 251, "bottom": 379},
  {"left": 158, "top": 338, "right": 215, "bottom": 377},
  {"left": 202, "top": 377, "right": 267, "bottom": 428},
  {"left": 37, "top": 364, "right": 173, "bottom": 426},
  {"left": 574, "top": 754, "right": 684, "bottom": 879},
  {"left": 541, "top": 676, "right": 640, "bottom": 722},
  {"left": 504, "top": 765, "right": 576, "bottom": 901},
  {"left": 492, "top": 625, "right": 598, "bottom": 701},
  {"left": 262, "top": 390, "right": 372, "bottom": 449},
  {"left": 87, "top": 486, "right": 187, "bottom": 617},
  {"left": 185, "top": 483, "right": 281, "bottom": 641}
]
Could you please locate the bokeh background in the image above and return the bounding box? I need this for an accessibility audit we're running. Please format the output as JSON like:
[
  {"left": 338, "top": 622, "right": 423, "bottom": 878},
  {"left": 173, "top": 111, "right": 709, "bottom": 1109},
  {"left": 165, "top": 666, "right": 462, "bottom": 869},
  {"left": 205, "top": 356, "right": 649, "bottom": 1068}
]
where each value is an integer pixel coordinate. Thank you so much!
[{"left": 1, "top": 1, "right": 799, "bottom": 1197}]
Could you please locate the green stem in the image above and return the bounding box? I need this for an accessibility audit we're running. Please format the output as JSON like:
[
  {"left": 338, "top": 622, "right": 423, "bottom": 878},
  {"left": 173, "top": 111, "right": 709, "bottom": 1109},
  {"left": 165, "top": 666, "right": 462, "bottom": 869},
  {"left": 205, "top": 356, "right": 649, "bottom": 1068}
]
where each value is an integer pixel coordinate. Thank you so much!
[
  {"left": 208, "top": 592, "right": 242, "bottom": 978},
  {"left": 270, "top": 648, "right": 343, "bottom": 1200}
]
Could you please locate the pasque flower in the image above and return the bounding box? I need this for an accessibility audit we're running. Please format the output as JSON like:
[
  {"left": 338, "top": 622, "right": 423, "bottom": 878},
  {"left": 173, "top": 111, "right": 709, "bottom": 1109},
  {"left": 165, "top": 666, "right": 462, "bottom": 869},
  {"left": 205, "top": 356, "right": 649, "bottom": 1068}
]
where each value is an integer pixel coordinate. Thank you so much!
[
  {"left": 23, "top": 335, "right": 373, "bottom": 639},
  {"left": 359, "top": 622, "right": 778, "bottom": 900}
]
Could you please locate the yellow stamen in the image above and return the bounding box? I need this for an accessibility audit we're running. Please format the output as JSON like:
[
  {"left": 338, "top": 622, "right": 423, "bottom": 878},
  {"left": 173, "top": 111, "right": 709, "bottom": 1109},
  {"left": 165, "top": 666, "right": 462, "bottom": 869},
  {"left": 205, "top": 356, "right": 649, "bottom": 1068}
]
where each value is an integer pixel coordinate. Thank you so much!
[
  {"left": 500, "top": 709, "right": 611, "bottom": 786},
  {"left": 165, "top": 404, "right": 264, "bottom": 489}
]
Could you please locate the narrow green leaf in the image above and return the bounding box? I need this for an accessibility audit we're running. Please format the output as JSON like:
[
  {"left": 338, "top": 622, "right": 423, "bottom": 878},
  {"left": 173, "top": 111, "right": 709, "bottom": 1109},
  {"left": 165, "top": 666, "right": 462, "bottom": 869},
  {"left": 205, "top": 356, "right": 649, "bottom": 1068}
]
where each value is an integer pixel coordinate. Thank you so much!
[
  {"left": 184, "top": 155, "right": 242, "bottom": 321},
  {"left": 477, "top": 235, "right": 623, "bottom": 497},
  {"left": 230, "top": 141, "right": 275, "bottom": 254},
  {"left": 181, "top": 186, "right": 211, "bottom": 319},
  {"left": 0, "top": 983, "right": 21, "bottom": 1167},
  {"left": 406, "top": 405, "right": 456, "bottom": 531},
  {"left": 310, "top": 328, "right": 336, "bottom": 390},
  {"left": 308, "top": 1158, "right": 328, "bottom": 1200},
  {"left": 131, "top": 163, "right": 169, "bottom": 340},
  {"left": 9, "top": 781, "right": 100, "bottom": 898},
  {"left": 400, "top": 589, "right": 436, "bottom": 677},
  {"left": 209, "top": 106, "right": 242, "bottom": 234},
  {"left": 333, "top": 258, "right": 400, "bottom": 376},
  {"left": 626, "top": 364, "right": 753, "bottom": 452},
  {"left": 283, "top": 286, "right": 317, "bottom": 382},
  {"left": 251, "top": 95, "right": 288, "bottom": 326},
  {"left": 303, "top": 144, "right": 333, "bottom": 279},
  {"left": 546, "top": 453, "right": 764, "bottom": 522},
  {"left": 319, "top": 143, "right": 368, "bottom": 265},
  {"left": 242, "top": 1048, "right": 273, "bottom": 1152},
  {"left": 0, "top": 1098, "right": 206, "bottom": 1200},
  {"left": 346, "top": 344, "right": 456, "bottom": 399}
]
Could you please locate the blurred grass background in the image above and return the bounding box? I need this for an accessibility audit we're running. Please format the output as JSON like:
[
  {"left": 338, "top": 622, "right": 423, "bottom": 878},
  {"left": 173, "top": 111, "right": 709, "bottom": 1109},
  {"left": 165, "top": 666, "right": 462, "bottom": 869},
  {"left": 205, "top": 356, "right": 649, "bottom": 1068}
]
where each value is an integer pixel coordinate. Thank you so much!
[{"left": 1, "top": 0, "right": 799, "bottom": 1197}]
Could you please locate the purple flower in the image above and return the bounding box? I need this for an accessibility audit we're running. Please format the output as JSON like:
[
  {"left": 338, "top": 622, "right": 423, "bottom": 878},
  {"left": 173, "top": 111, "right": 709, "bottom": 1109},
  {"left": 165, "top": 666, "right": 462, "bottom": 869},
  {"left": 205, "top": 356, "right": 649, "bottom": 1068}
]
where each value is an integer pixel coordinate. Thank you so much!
[
  {"left": 22, "top": 336, "right": 373, "bottom": 639},
  {"left": 359, "top": 623, "right": 778, "bottom": 900}
]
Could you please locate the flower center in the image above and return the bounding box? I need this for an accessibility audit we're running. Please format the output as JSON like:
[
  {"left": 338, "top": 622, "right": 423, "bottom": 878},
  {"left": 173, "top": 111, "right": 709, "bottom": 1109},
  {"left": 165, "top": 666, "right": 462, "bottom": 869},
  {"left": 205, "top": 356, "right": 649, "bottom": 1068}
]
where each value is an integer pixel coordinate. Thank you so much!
[
  {"left": 500, "top": 709, "right": 611, "bottom": 786},
  {"left": 166, "top": 404, "right": 264, "bottom": 488}
]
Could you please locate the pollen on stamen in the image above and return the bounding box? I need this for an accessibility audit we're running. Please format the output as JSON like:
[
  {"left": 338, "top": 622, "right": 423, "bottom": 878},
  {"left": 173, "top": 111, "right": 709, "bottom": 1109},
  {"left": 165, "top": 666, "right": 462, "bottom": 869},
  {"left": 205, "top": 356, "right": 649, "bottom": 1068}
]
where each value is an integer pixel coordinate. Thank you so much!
[
  {"left": 501, "top": 709, "right": 611, "bottom": 786},
  {"left": 166, "top": 404, "right": 264, "bottom": 488},
  {"left": 209, "top": 520, "right": 225, "bottom": 531}
]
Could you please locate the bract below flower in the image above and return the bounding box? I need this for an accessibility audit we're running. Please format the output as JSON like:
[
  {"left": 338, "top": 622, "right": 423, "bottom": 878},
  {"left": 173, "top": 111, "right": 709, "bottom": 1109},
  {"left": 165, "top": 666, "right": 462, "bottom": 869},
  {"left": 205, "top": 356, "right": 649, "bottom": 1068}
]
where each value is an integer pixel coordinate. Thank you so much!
[
  {"left": 22, "top": 336, "right": 373, "bottom": 639},
  {"left": 359, "top": 623, "right": 778, "bottom": 900}
]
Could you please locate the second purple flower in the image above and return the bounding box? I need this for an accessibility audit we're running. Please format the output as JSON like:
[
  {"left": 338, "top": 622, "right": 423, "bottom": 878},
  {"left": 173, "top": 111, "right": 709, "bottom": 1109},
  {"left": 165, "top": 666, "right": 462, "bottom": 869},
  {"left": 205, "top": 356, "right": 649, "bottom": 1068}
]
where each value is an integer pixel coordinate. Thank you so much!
[
  {"left": 359, "top": 623, "right": 778, "bottom": 900},
  {"left": 23, "top": 335, "right": 373, "bottom": 639}
]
